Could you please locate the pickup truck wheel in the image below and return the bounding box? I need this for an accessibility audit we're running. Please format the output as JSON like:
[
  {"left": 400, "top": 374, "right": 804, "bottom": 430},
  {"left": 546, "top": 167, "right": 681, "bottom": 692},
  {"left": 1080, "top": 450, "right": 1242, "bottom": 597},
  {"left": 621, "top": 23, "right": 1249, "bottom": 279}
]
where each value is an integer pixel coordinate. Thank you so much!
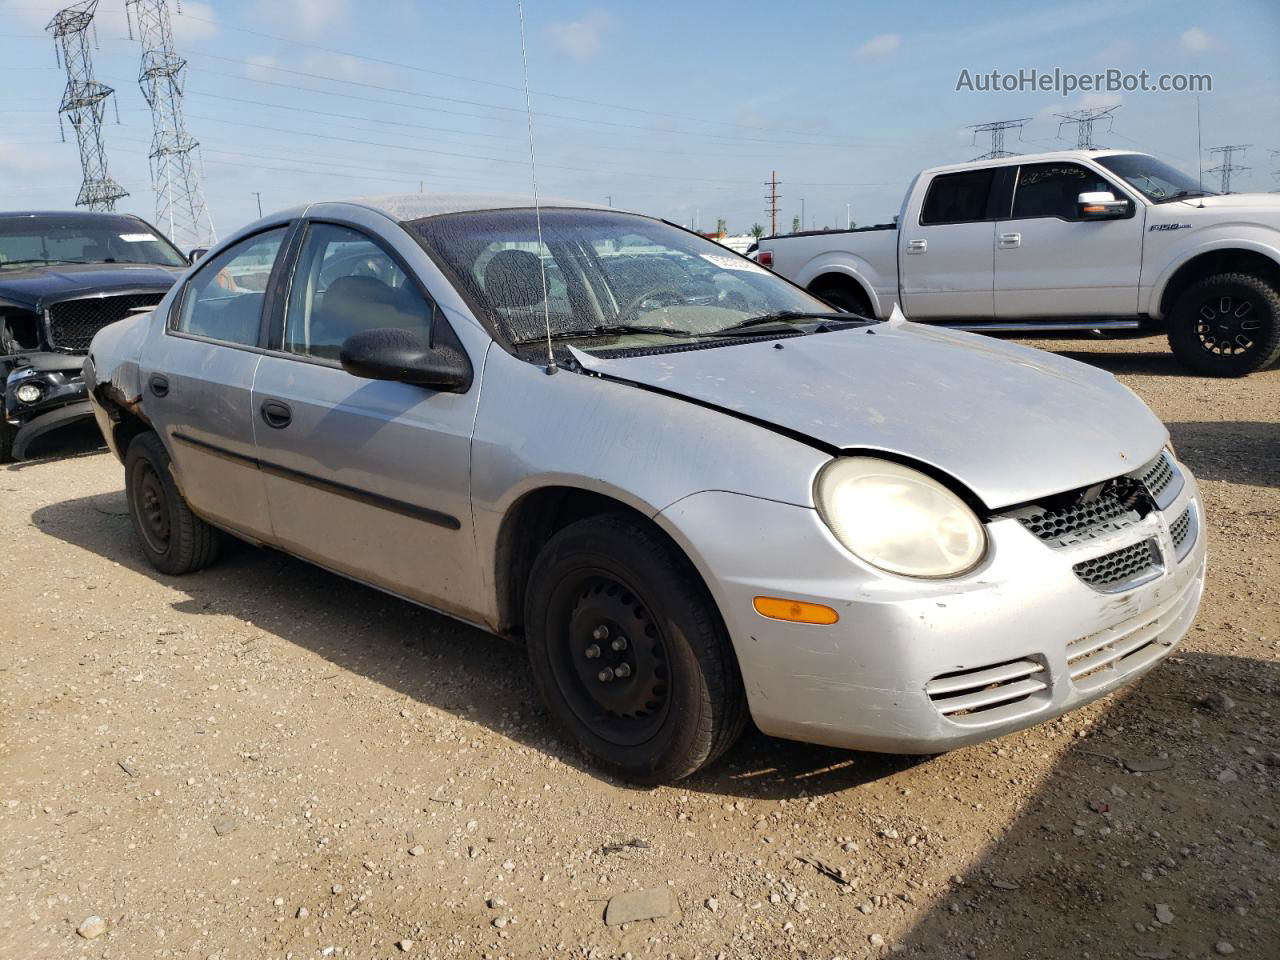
[
  {"left": 124, "top": 431, "right": 221, "bottom": 575},
  {"left": 523, "top": 514, "right": 747, "bottom": 784},
  {"left": 0, "top": 416, "right": 14, "bottom": 464},
  {"left": 810, "top": 279, "right": 872, "bottom": 317},
  {"left": 1167, "top": 273, "right": 1280, "bottom": 377}
]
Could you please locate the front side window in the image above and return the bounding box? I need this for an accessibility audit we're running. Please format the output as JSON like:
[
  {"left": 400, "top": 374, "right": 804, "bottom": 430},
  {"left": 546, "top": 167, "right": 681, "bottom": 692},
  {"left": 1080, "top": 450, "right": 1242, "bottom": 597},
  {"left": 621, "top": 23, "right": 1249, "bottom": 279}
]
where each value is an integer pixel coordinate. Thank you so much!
[
  {"left": 283, "top": 223, "right": 434, "bottom": 361},
  {"left": 0, "top": 214, "right": 187, "bottom": 268},
  {"left": 919, "top": 169, "right": 997, "bottom": 225},
  {"left": 407, "top": 209, "right": 838, "bottom": 356},
  {"left": 174, "top": 228, "right": 287, "bottom": 346},
  {"left": 1010, "top": 163, "right": 1118, "bottom": 220}
]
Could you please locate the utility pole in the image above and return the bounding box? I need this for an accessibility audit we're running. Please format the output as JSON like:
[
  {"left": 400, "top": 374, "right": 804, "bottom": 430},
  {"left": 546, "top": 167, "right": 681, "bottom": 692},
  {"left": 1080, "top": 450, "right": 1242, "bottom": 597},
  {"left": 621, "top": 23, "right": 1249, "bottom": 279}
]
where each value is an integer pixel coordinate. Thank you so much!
[
  {"left": 846, "top": 202, "right": 852, "bottom": 229},
  {"left": 605, "top": 195, "right": 612, "bottom": 207},
  {"left": 764, "top": 171, "right": 780, "bottom": 236},
  {"left": 1206, "top": 144, "right": 1251, "bottom": 194},
  {"left": 1269, "top": 149, "right": 1279, "bottom": 193},
  {"left": 125, "top": 0, "right": 215, "bottom": 248},
  {"left": 46, "top": 1, "right": 127, "bottom": 211},
  {"left": 800, "top": 198, "right": 806, "bottom": 233},
  {"left": 252, "top": 191, "right": 263, "bottom": 218},
  {"left": 1055, "top": 104, "right": 1119, "bottom": 150},
  {"left": 968, "top": 118, "right": 1030, "bottom": 161}
]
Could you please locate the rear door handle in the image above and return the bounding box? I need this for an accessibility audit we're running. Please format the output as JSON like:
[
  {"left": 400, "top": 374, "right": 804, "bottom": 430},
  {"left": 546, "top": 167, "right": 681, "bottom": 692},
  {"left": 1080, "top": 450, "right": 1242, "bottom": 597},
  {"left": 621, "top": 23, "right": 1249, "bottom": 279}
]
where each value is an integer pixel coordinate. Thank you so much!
[
  {"left": 260, "top": 399, "right": 292, "bottom": 429},
  {"left": 906, "top": 239, "right": 927, "bottom": 254},
  {"left": 148, "top": 374, "right": 169, "bottom": 398},
  {"left": 999, "top": 232, "right": 1022, "bottom": 248}
]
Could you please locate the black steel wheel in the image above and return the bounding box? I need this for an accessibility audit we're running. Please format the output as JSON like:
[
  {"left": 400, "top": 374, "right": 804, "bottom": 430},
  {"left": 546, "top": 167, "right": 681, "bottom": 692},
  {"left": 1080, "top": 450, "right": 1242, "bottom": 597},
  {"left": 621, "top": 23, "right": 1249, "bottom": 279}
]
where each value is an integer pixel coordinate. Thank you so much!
[
  {"left": 524, "top": 513, "right": 747, "bottom": 783},
  {"left": 125, "top": 431, "right": 221, "bottom": 575},
  {"left": 1168, "top": 273, "right": 1280, "bottom": 377}
]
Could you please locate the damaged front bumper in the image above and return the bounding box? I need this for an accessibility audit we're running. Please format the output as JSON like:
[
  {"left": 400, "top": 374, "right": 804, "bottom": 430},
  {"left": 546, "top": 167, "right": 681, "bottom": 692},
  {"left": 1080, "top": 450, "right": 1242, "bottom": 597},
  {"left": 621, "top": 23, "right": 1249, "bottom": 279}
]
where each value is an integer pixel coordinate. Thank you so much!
[
  {"left": 659, "top": 455, "right": 1206, "bottom": 754},
  {"left": 4, "top": 362, "right": 94, "bottom": 459}
]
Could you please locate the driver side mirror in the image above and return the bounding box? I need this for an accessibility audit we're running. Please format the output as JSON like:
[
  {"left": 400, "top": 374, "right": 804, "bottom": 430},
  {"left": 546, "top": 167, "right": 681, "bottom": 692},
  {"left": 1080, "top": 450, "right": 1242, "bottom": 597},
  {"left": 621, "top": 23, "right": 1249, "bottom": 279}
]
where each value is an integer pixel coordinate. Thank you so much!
[
  {"left": 339, "top": 328, "right": 472, "bottom": 393},
  {"left": 1077, "top": 192, "right": 1129, "bottom": 220},
  {"left": 188, "top": 248, "right": 208, "bottom": 264}
]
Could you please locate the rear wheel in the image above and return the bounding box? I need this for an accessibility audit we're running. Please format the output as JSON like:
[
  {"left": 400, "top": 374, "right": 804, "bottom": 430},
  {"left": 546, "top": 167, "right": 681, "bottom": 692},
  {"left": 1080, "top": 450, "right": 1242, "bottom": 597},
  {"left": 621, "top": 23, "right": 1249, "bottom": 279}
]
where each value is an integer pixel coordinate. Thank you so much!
[
  {"left": 810, "top": 278, "right": 873, "bottom": 317},
  {"left": 524, "top": 514, "right": 747, "bottom": 784},
  {"left": 1167, "top": 273, "right": 1280, "bottom": 377},
  {"left": 125, "top": 431, "right": 221, "bottom": 575}
]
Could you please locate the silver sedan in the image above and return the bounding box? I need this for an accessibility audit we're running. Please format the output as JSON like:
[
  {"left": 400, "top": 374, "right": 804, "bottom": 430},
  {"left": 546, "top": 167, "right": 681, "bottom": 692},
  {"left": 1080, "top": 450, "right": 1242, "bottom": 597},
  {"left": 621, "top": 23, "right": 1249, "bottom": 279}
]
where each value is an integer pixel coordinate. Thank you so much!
[{"left": 85, "top": 196, "right": 1206, "bottom": 783}]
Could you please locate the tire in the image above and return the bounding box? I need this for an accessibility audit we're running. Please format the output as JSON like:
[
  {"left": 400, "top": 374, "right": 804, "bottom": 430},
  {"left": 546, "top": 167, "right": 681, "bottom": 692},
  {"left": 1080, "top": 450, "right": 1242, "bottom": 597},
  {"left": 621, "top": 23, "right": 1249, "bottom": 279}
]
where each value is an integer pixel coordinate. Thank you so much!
[
  {"left": 0, "top": 416, "right": 14, "bottom": 464},
  {"left": 1167, "top": 272, "right": 1280, "bottom": 377},
  {"left": 523, "top": 513, "right": 747, "bottom": 784},
  {"left": 124, "top": 431, "right": 221, "bottom": 575},
  {"left": 811, "top": 279, "right": 872, "bottom": 317}
]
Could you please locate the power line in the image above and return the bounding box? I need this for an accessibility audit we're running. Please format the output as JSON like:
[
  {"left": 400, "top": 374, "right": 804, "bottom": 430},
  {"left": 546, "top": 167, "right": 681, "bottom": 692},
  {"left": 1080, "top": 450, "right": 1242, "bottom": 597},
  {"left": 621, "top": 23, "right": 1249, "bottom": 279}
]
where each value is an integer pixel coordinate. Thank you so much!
[
  {"left": 1206, "top": 144, "right": 1251, "bottom": 194},
  {"left": 968, "top": 118, "right": 1029, "bottom": 161},
  {"left": 46, "top": 0, "right": 128, "bottom": 211},
  {"left": 1055, "top": 104, "right": 1119, "bottom": 150},
  {"left": 125, "top": 0, "right": 216, "bottom": 248}
]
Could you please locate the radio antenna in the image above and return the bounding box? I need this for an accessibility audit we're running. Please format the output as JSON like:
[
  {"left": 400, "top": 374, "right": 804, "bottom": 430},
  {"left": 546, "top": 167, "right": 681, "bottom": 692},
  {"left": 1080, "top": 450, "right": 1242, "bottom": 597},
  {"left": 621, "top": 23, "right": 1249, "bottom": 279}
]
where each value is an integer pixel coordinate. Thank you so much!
[
  {"left": 1196, "top": 96, "right": 1205, "bottom": 206},
  {"left": 516, "top": 0, "right": 556, "bottom": 375}
]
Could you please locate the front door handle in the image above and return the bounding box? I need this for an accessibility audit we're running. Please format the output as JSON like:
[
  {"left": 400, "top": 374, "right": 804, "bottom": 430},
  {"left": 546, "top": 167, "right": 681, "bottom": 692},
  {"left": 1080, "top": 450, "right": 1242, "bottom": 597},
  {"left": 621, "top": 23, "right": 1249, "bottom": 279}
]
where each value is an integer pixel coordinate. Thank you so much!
[
  {"left": 148, "top": 374, "right": 169, "bottom": 398},
  {"left": 999, "top": 232, "right": 1022, "bottom": 248},
  {"left": 906, "top": 239, "right": 927, "bottom": 254},
  {"left": 260, "top": 399, "right": 292, "bottom": 429}
]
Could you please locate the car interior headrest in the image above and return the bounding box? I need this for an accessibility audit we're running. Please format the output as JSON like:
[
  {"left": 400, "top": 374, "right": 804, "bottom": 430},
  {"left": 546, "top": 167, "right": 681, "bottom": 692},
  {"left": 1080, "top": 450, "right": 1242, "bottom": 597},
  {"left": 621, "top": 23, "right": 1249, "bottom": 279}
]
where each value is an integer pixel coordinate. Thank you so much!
[{"left": 482, "top": 249, "right": 545, "bottom": 309}]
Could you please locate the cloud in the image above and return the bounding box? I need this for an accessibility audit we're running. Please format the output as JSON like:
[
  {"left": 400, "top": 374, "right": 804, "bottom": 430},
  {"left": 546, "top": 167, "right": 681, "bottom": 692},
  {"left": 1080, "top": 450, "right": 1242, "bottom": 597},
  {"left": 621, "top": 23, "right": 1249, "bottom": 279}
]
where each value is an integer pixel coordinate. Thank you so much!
[
  {"left": 1180, "top": 27, "right": 1214, "bottom": 51},
  {"left": 172, "top": 2, "right": 219, "bottom": 42},
  {"left": 244, "top": 54, "right": 281, "bottom": 82},
  {"left": 260, "top": 0, "right": 348, "bottom": 39},
  {"left": 0, "top": 138, "right": 76, "bottom": 179},
  {"left": 546, "top": 12, "right": 613, "bottom": 61},
  {"left": 853, "top": 34, "right": 901, "bottom": 60}
]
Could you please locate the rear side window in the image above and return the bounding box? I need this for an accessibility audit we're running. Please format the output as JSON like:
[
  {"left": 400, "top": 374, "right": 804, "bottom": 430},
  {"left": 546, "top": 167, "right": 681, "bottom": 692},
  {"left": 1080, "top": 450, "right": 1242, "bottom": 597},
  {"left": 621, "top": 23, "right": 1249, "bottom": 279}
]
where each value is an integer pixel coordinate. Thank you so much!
[
  {"left": 1011, "top": 163, "right": 1118, "bottom": 220},
  {"left": 920, "top": 169, "right": 997, "bottom": 225},
  {"left": 174, "top": 228, "right": 287, "bottom": 346}
]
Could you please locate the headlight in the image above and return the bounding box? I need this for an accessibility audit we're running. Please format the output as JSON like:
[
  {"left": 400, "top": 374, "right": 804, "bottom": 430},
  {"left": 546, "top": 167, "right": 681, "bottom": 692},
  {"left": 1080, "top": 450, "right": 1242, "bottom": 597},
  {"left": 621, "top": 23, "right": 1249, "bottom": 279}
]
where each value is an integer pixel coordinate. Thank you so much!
[
  {"left": 15, "top": 382, "right": 43, "bottom": 404},
  {"left": 815, "top": 457, "right": 987, "bottom": 578}
]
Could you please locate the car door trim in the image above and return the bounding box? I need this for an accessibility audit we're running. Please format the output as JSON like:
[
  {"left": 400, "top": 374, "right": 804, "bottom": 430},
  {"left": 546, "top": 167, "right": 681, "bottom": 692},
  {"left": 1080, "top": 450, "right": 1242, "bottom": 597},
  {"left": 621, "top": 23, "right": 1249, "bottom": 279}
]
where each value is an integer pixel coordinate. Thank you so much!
[{"left": 171, "top": 431, "right": 462, "bottom": 530}]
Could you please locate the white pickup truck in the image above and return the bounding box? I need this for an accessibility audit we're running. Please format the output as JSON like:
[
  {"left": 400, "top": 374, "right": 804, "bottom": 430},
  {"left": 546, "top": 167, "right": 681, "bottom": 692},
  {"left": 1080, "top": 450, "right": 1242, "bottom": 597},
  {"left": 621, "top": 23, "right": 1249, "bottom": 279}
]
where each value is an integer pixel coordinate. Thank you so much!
[{"left": 755, "top": 150, "right": 1280, "bottom": 376}]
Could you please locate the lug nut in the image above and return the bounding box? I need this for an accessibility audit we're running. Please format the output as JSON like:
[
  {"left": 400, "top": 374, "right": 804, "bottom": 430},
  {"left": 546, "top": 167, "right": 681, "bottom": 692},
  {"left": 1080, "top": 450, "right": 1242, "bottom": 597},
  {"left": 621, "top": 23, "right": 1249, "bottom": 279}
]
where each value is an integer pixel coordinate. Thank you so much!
[
  {"left": 611, "top": 636, "right": 628, "bottom": 652},
  {"left": 597, "top": 667, "right": 615, "bottom": 682},
  {"left": 614, "top": 662, "right": 632, "bottom": 678},
  {"left": 592, "top": 625, "right": 610, "bottom": 641},
  {"left": 584, "top": 644, "right": 601, "bottom": 659}
]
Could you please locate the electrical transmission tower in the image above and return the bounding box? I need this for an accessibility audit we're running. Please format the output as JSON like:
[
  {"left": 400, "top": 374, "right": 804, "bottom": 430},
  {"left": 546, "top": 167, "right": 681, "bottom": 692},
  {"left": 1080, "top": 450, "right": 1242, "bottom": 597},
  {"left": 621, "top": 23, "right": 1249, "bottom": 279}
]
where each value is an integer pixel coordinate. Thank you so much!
[
  {"left": 126, "top": 0, "right": 215, "bottom": 248},
  {"left": 46, "top": 1, "right": 128, "bottom": 211},
  {"left": 968, "top": 118, "right": 1029, "bottom": 160},
  {"left": 1055, "top": 104, "right": 1119, "bottom": 150},
  {"left": 764, "top": 171, "right": 780, "bottom": 236},
  {"left": 1205, "top": 144, "right": 1251, "bottom": 194}
]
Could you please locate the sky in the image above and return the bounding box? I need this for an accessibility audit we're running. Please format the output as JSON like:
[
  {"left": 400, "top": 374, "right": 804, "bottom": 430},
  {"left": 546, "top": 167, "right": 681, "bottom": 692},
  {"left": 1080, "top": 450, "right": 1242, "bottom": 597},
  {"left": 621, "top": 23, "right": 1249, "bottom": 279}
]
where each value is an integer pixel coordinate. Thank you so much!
[{"left": 1, "top": 0, "right": 1278, "bottom": 245}]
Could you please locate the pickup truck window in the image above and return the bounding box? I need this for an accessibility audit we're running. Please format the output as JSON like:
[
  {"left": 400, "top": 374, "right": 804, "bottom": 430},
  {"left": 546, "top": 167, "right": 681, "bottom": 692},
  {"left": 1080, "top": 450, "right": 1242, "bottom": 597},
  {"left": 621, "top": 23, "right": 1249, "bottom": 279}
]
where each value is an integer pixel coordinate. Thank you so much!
[
  {"left": 174, "top": 228, "right": 287, "bottom": 347},
  {"left": 1011, "top": 163, "right": 1117, "bottom": 221},
  {"left": 919, "top": 169, "right": 997, "bottom": 225}
]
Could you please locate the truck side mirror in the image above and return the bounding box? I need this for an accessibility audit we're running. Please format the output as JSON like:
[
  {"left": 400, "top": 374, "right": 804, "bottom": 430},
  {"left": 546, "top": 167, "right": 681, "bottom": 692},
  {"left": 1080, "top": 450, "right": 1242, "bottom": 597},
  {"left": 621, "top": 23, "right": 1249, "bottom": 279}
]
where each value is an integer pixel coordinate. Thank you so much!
[
  {"left": 1077, "top": 192, "right": 1129, "bottom": 220},
  {"left": 188, "top": 248, "right": 208, "bottom": 264}
]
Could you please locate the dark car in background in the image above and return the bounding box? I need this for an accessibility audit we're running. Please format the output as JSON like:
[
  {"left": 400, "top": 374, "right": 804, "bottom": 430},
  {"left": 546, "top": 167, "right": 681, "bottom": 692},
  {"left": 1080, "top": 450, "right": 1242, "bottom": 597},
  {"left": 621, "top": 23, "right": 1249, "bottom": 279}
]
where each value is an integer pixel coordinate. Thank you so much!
[{"left": 0, "top": 211, "right": 188, "bottom": 461}]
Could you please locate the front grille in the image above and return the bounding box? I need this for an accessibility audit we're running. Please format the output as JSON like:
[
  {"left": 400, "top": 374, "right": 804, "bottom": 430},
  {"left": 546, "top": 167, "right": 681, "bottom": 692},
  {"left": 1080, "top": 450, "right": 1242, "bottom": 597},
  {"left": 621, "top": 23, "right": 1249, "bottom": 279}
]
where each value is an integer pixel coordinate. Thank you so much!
[
  {"left": 1073, "top": 538, "right": 1162, "bottom": 591},
  {"left": 926, "top": 658, "right": 1048, "bottom": 721},
  {"left": 1170, "top": 504, "right": 1197, "bottom": 562},
  {"left": 1137, "top": 451, "right": 1182, "bottom": 508},
  {"left": 1015, "top": 479, "right": 1144, "bottom": 547},
  {"left": 46, "top": 293, "right": 164, "bottom": 351}
]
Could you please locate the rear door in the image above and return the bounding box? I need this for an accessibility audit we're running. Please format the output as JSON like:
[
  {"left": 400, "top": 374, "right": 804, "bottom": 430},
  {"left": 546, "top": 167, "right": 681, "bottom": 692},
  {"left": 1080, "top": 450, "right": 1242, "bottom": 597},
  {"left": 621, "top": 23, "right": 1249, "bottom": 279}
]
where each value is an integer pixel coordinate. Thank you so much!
[
  {"left": 141, "top": 225, "right": 293, "bottom": 540},
  {"left": 898, "top": 167, "right": 1002, "bottom": 319},
  {"left": 249, "top": 218, "right": 484, "bottom": 616},
  {"left": 994, "top": 161, "right": 1145, "bottom": 317}
]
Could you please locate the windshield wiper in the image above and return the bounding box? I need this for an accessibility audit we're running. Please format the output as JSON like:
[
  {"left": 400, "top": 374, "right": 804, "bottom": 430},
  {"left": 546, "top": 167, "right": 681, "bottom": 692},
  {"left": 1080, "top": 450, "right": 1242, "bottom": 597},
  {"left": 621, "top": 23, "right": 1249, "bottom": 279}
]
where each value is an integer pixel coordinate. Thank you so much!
[
  {"left": 513, "top": 323, "right": 698, "bottom": 346},
  {"left": 0, "top": 258, "right": 77, "bottom": 268},
  {"left": 1153, "top": 190, "right": 1210, "bottom": 204},
  {"left": 706, "top": 310, "right": 867, "bottom": 336}
]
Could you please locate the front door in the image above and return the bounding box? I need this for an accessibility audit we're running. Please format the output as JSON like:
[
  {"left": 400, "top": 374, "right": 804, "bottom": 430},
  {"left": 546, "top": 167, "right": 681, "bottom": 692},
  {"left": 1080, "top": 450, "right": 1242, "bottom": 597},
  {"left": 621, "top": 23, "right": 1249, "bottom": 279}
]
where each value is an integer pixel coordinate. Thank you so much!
[
  {"left": 898, "top": 167, "right": 998, "bottom": 319},
  {"left": 994, "top": 161, "right": 1146, "bottom": 318},
  {"left": 249, "top": 220, "right": 483, "bottom": 616},
  {"left": 140, "top": 225, "right": 291, "bottom": 540}
]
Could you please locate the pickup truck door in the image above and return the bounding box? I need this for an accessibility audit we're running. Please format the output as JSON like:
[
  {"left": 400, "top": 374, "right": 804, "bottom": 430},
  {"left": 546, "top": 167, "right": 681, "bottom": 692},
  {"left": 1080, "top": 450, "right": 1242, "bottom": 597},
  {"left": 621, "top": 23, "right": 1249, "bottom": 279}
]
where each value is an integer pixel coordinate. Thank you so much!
[
  {"left": 140, "top": 224, "right": 293, "bottom": 541},
  {"left": 994, "top": 161, "right": 1145, "bottom": 318},
  {"left": 248, "top": 219, "right": 485, "bottom": 617},
  {"left": 898, "top": 167, "right": 999, "bottom": 319}
]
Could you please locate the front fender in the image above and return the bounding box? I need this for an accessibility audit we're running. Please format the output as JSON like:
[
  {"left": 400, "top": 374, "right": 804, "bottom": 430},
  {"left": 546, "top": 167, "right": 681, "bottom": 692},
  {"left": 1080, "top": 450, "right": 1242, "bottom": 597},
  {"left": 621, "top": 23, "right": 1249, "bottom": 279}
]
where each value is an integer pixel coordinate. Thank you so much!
[{"left": 1145, "top": 229, "right": 1280, "bottom": 318}]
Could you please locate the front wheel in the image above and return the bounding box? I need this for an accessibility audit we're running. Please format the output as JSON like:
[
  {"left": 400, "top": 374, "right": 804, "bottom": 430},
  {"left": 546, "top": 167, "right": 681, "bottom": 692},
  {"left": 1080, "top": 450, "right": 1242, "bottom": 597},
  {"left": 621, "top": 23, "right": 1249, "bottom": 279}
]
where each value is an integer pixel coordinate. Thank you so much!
[
  {"left": 125, "top": 431, "right": 221, "bottom": 575},
  {"left": 523, "top": 514, "right": 747, "bottom": 784},
  {"left": 1167, "top": 273, "right": 1280, "bottom": 377}
]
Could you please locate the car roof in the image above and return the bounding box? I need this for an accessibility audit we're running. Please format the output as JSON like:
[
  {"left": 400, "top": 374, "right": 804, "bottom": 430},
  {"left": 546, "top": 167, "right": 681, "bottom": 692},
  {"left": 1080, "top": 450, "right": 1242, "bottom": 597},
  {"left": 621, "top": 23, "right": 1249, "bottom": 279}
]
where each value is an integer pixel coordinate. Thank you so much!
[
  {"left": 923, "top": 149, "right": 1142, "bottom": 175},
  {"left": 326, "top": 193, "right": 615, "bottom": 222},
  {"left": 0, "top": 210, "right": 146, "bottom": 221}
]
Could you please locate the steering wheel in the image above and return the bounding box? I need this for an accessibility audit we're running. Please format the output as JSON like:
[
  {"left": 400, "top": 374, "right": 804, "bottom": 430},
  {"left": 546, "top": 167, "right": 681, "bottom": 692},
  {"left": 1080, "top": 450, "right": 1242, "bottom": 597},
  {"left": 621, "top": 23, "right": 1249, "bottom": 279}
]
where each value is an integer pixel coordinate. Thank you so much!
[{"left": 613, "top": 284, "right": 688, "bottom": 325}]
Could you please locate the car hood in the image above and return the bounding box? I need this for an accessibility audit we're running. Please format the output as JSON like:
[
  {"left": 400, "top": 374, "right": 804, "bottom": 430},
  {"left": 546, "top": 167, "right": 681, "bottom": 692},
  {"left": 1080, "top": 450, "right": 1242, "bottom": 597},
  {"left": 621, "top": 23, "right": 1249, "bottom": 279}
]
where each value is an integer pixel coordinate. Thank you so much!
[
  {"left": 569, "top": 313, "right": 1168, "bottom": 509},
  {"left": 1169, "top": 193, "right": 1280, "bottom": 212},
  {"left": 0, "top": 262, "right": 182, "bottom": 309}
]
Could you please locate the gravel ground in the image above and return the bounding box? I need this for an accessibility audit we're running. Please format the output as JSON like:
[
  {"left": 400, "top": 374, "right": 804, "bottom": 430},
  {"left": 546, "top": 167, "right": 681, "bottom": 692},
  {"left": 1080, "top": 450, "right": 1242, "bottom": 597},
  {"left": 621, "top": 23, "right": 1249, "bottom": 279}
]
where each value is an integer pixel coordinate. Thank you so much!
[{"left": 1, "top": 334, "right": 1276, "bottom": 960}]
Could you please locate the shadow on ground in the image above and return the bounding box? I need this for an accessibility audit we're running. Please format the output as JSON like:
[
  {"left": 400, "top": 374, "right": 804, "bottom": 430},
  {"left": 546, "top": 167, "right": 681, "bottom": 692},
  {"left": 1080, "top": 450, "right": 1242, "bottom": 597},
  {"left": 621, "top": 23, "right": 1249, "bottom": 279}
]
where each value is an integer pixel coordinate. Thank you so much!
[
  {"left": 1168, "top": 421, "right": 1280, "bottom": 488},
  {"left": 31, "top": 490, "right": 922, "bottom": 799},
  {"left": 3, "top": 419, "right": 106, "bottom": 471}
]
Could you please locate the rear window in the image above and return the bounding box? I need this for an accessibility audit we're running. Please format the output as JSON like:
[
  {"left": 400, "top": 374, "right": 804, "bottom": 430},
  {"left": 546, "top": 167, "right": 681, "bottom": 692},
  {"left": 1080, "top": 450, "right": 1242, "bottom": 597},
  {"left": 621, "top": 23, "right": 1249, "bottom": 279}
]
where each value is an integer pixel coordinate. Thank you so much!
[{"left": 920, "top": 169, "right": 997, "bottom": 225}]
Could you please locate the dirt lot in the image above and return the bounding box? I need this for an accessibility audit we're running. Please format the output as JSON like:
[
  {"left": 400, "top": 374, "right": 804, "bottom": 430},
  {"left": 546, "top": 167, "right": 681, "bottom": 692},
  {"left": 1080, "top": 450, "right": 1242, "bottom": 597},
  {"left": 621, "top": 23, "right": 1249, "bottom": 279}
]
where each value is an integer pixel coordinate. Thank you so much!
[{"left": 1, "top": 334, "right": 1276, "bottom": 960}]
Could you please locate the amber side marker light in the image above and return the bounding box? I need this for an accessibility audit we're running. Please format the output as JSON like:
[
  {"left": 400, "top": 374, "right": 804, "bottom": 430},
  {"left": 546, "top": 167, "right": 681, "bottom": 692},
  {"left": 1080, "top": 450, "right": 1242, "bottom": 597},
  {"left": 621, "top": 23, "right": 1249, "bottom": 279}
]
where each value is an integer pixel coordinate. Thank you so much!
[{"left": 753, "top": 596, "right": 839, "bottom": 625}]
